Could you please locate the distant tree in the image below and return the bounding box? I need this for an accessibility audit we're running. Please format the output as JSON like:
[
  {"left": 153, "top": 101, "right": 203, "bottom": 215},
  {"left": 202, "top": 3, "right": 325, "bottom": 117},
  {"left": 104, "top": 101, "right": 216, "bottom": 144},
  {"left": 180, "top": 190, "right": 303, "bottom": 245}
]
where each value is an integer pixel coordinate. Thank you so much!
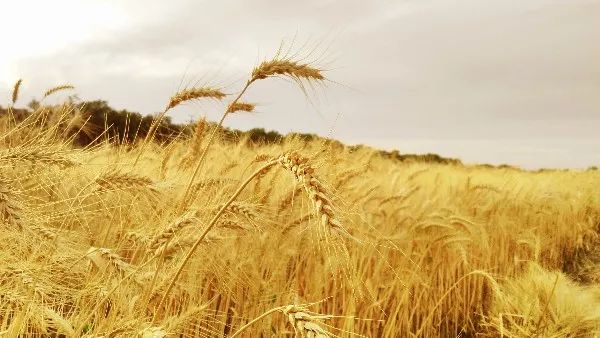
[
  {"left": 241, "top": 128, "right": 284, "bottom": 144},
  {"left": 72, "top": 100, "right": 183, "bottom": 146},
  {"left": 379, "top": 149, "right": 462, "bottom": 165},
  {"left": 28, "top": 99, "right": 41, "bottom": 110}
]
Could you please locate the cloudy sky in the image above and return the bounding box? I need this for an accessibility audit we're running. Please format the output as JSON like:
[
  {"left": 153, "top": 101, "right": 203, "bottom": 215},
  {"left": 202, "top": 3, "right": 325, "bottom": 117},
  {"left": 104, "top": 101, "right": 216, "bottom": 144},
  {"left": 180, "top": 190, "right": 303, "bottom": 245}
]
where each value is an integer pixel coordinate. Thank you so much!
[{"left": 1, "top": 0, "right": 599, "bottom": 169}]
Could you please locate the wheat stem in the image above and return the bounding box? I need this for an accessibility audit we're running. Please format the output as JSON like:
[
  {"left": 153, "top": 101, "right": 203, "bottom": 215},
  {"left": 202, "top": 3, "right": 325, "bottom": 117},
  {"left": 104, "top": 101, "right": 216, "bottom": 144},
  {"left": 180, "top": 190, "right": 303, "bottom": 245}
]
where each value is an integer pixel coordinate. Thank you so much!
[
  {"left": 154, "top": 159, "right": 276, "bottom": 323},
  {"left": 133, "top": 107, "right": 168, "bottom": 166},
  {"left": 178, "top": 80, "right": 254, "bottom": 211},
  {"left": 229, "top": 306, "right": 283, "bottom": 338},
  {"left": 75, "top": 256, "right": 158, "bottom": 337}
]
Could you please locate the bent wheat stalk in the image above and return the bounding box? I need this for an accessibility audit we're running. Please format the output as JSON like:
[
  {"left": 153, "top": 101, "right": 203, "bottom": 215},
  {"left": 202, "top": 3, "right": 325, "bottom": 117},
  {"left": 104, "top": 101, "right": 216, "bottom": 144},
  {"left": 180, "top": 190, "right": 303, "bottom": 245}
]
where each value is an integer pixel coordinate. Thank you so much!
[
  {"left": 275, "top": 152, "right": 345, "bottom": 236},
  {"left": 178, "top": 56, "right": 325, "bottom": 211},
  {"left": 75, "top": 256, "right": 159, "bottom": 335},
  {"left": 156, "top": 152, "right": 346, "bottom": 322},
  {"left": 42, "top": 84, "right": 75, "bottom": 99},
  {"left": 154, "top": 159, "right": 278, "bottom": 322},
  {"left": 178, "top": 80, "right": 254, "bottom": 210},
  {"left": 134, "top": 86, "right": 225, "bottom": 166}
]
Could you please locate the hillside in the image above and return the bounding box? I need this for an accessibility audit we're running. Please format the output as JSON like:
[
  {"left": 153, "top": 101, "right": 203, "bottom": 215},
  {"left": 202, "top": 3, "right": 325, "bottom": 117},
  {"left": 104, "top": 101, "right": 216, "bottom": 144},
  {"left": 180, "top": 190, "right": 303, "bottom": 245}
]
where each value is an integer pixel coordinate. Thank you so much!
[{"left": 1, "top": 100, "right": 600, "bottom": 337}]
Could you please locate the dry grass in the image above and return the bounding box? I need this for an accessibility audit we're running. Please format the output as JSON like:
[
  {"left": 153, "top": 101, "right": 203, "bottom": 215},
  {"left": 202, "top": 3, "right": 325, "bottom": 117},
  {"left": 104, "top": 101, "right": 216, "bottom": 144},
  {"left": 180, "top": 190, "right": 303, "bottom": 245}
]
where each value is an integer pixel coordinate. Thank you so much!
[{"left": 1, "top": 47, "right": 600, "bottom": 338}]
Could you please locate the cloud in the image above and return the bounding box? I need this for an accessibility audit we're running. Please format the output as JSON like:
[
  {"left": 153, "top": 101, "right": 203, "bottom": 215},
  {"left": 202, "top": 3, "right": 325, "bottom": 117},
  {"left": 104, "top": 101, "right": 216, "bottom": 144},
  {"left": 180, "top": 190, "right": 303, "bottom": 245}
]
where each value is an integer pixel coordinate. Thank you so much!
[{"left": 3, "top": 0, "right": 600, "bottom": 168}]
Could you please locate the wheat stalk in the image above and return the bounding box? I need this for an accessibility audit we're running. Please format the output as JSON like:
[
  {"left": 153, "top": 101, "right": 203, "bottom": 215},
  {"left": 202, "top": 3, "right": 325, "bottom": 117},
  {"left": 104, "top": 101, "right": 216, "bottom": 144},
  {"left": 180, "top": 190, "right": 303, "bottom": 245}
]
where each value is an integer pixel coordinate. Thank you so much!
[
  {"left": 138, "top": 326, "right": 167, "bottom": 338},
  {"left": 134, "top": 87, "right": 226, "bottom": 166},
  {"left": 282, "top": 305, "right": 333, "bottom": 338},
  {"left": 225, "top": 201, "right": 259, "bottom": 220},
  {"left": 29, "top": 224, "right": 57, "bottom": 240},
  {"left": 11, "top": 79, "right": 22, "bottom": 105},
  {"left": 180, "top": 117, "right": 207, "bottom": 168},
  {"left": 149, "top": 213, "right": 198, "bottom": 256},
  {"left": 251, "top": 60, "right": 324, "bottom": 83},
  {"left": 42, "top": 84, "right": 75, "bottom": 99},
  {"left": 276, "top": 152, "right": 346, "bottom": 237},
  {"left": 160, "top": 145, "right": 176, "bottom": 179},
  {"left": 217, "top": 218, "right": 250, "bottom": 231},
  {"left": 278, "top": 186, "right": 303, "bottom": 212},
  {"left": 154, "top": 159, "right": 280, "bottom": 321},
  {"left": 94, "top": 170, "right": 156, "bottom": 193},
  {"left": 1, "top": 267, "right": 48, "bottom": 298},
  {"left": 0, "top": 185, "right": 22, "bottom": 230},
  {"left": 226, "top": 101, "right": 256, "bottom": 114},
  {"left": 229, "top": 304, "right": 334, "bottom": 338},
  {"left": 86, "top": 247, "right": 133, "bottom": 275},
  {"left": 125, "top": 230, "right": 152, "bottom": 245},
  {"left": 179, "top": 53, "right": 327, "bottom": 210},
  {"left": 166, "top": 87, "right": 226, "bottom": 110},
  {"left": 155, "top": 153, "right": 347, "bottom": 317},
  {"left": 0, "top": 145, "right": 78, "bottom": 167}
]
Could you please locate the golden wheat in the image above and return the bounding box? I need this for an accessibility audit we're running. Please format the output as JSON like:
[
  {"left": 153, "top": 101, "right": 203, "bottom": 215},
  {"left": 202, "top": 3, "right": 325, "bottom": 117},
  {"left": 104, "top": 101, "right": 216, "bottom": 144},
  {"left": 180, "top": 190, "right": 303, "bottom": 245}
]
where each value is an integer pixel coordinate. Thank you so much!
[
  {"left": 252, "top": 59, "right": 324, "bottom": 82},
  {"left": 11, "top": 79, "right": 22, "bottom": 105},
  {"left": 42, "top": 84, "right": 75, "bottom": 99},
  {"left": 1, "top": 45, "right": 599, "bottom": 338},
  {"left": 166, "top": 87, "right": 226, "bottom": 110},
  {"left": 94, "top": 170, "right": 156, "bottom": 192},
  {"left": 276, "top": 152, "right": 345, "bottom": 236},
  {"left": 226, "top": 101, "right": 256, "bottom": 114}
]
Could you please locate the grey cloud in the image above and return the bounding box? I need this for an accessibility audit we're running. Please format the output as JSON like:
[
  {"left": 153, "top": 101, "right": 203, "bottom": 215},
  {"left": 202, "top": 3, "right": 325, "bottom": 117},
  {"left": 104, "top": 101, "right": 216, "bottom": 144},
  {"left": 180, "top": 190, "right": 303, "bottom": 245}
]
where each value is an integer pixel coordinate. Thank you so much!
[{"left": 7, "top": 0, "right": 600, "bottom": 168}]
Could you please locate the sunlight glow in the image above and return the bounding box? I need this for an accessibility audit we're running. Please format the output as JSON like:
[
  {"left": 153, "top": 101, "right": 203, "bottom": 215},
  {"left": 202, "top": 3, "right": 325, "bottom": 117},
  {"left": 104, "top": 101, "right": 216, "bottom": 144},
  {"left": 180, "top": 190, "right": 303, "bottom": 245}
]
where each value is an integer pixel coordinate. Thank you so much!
[{"left": 0, "top": 0, "right": 128, "bottom": 86}]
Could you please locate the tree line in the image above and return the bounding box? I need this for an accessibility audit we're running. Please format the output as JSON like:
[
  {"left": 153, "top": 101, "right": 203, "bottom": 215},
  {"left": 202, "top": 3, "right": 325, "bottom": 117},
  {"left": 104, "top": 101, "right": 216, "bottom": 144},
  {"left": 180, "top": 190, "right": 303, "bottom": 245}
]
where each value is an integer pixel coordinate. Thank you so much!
[{"left": 0, "top": 100, "right": 464, "bottom": 165}]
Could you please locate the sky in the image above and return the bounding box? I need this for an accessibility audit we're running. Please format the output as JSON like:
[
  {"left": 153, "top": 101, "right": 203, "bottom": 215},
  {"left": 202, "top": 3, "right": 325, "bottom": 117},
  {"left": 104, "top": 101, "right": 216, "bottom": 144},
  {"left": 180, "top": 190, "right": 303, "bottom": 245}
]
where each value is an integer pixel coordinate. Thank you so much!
[{"left": 1, "top": 0, "right": 599, "bottom": 169}]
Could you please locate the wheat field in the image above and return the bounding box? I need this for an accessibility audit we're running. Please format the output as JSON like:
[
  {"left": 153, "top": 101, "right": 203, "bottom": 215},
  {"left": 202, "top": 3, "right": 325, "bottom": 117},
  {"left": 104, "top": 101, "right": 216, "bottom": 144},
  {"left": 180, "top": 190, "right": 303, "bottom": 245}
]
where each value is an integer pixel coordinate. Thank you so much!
[{"left": 1, "top": 54, "right": 600, "bottom": 338}]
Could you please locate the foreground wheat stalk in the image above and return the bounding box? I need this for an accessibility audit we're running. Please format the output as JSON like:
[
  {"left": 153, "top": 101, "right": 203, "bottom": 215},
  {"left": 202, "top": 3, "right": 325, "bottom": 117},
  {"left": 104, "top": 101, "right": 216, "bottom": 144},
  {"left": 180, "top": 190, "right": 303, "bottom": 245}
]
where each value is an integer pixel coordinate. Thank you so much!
[
  {"left": 178, "top": 56, "right": 326, "bottom": 211},
  {"left": 133, "top": 86, "right": 226, "bottom": 166},
  {"left": 230, "top": 304, "right": 334, "bottom": 338},
  {"left": 155, "top": 152, "right": 346, "bottom": 323},
  {"left": 153, "top": 159, "right": 278, "bottom": 321},
  {"left": 276, "top": 152, "right": 345, "bottom": 236}
]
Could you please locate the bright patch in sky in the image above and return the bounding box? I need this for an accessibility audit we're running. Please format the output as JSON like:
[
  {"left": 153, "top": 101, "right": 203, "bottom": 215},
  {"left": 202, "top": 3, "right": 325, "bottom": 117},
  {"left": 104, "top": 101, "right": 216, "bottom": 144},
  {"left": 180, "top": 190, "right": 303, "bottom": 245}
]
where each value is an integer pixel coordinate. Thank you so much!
[{"left": 0, "top": 1, "right": 128, "bottom": 86}]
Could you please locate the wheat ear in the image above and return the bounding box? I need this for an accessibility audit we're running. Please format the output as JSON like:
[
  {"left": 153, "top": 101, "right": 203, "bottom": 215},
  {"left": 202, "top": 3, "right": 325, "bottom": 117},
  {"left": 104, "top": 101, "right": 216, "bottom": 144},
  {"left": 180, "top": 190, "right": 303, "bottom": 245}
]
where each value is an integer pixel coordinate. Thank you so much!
[
  {"left": 0, "top": 185, "right": 22, "bottom": 230},
  {"left": 230, "top": 304, "right": 333, "bottom": 338},
  {"left": 86, "top": 247, "right": 133, "bottom": 275},
  {"left": 11, "top": 79, "right": 22, "bottom": 105},
  {"left": 180, "top": 117, "right": 207, "bottom": 167},
  {"left": 156, "top": 152, "right": 345, "bottom": 319},
  {"left": 251, "top": 60, "right": 324, "bottom": 82},
  {"left": 226, "top": 101, "right": 256, "bottom": 113},
  {"left": 276, "top": 152, "right": 345, "bottom": 236},
  {"left": 43, "top": 84, "right": 75, "bottom": 99},
  {"left": 179, "top": 54, "right": 326, "bottom": 211},
  {"left": 133, "top": 86, "right": 226, "bottom": 166},
  {"left": 166, "top": 87, "right": 226, "bottom": 110},
  {"left": 149, "top": 213, "right": 198, "bottom": 256},
  {"left": 154, "top": 159, "right": 279, "bottom": 322},
  {"left": 94, "top": 170, "right": 156, "bottom": 193}
]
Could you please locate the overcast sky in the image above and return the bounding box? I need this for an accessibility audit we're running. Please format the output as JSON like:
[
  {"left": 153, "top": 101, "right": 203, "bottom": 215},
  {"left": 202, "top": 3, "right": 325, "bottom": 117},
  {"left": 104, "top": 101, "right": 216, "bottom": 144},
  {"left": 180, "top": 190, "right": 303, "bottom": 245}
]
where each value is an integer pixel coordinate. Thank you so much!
[{"left": 1, "top": 0, "right": 599, "bottom": 169}]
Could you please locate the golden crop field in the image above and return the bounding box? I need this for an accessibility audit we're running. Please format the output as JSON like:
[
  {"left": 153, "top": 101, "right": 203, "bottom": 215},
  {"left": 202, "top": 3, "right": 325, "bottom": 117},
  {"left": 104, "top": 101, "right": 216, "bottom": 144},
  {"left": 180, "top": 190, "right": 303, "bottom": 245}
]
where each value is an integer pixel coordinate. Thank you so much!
[{"left": 1, "top": 55, "right": 600, "bottom": 338}]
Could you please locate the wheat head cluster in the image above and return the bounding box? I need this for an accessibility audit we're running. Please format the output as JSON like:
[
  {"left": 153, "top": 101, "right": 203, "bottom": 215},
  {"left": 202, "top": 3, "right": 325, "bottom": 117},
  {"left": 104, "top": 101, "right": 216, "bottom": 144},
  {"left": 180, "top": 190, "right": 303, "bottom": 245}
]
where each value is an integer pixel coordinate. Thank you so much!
[{"left": 1, "top": 47, "right": 600, "bottom": 338}]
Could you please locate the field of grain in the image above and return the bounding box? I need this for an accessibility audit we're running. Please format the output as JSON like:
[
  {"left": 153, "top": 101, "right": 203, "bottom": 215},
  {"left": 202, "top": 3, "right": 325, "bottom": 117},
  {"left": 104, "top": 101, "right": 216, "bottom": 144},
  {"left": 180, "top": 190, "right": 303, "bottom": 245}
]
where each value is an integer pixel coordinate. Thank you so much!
[{"left": 1, "top": 56, "right": 600, "bottom": 338}]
